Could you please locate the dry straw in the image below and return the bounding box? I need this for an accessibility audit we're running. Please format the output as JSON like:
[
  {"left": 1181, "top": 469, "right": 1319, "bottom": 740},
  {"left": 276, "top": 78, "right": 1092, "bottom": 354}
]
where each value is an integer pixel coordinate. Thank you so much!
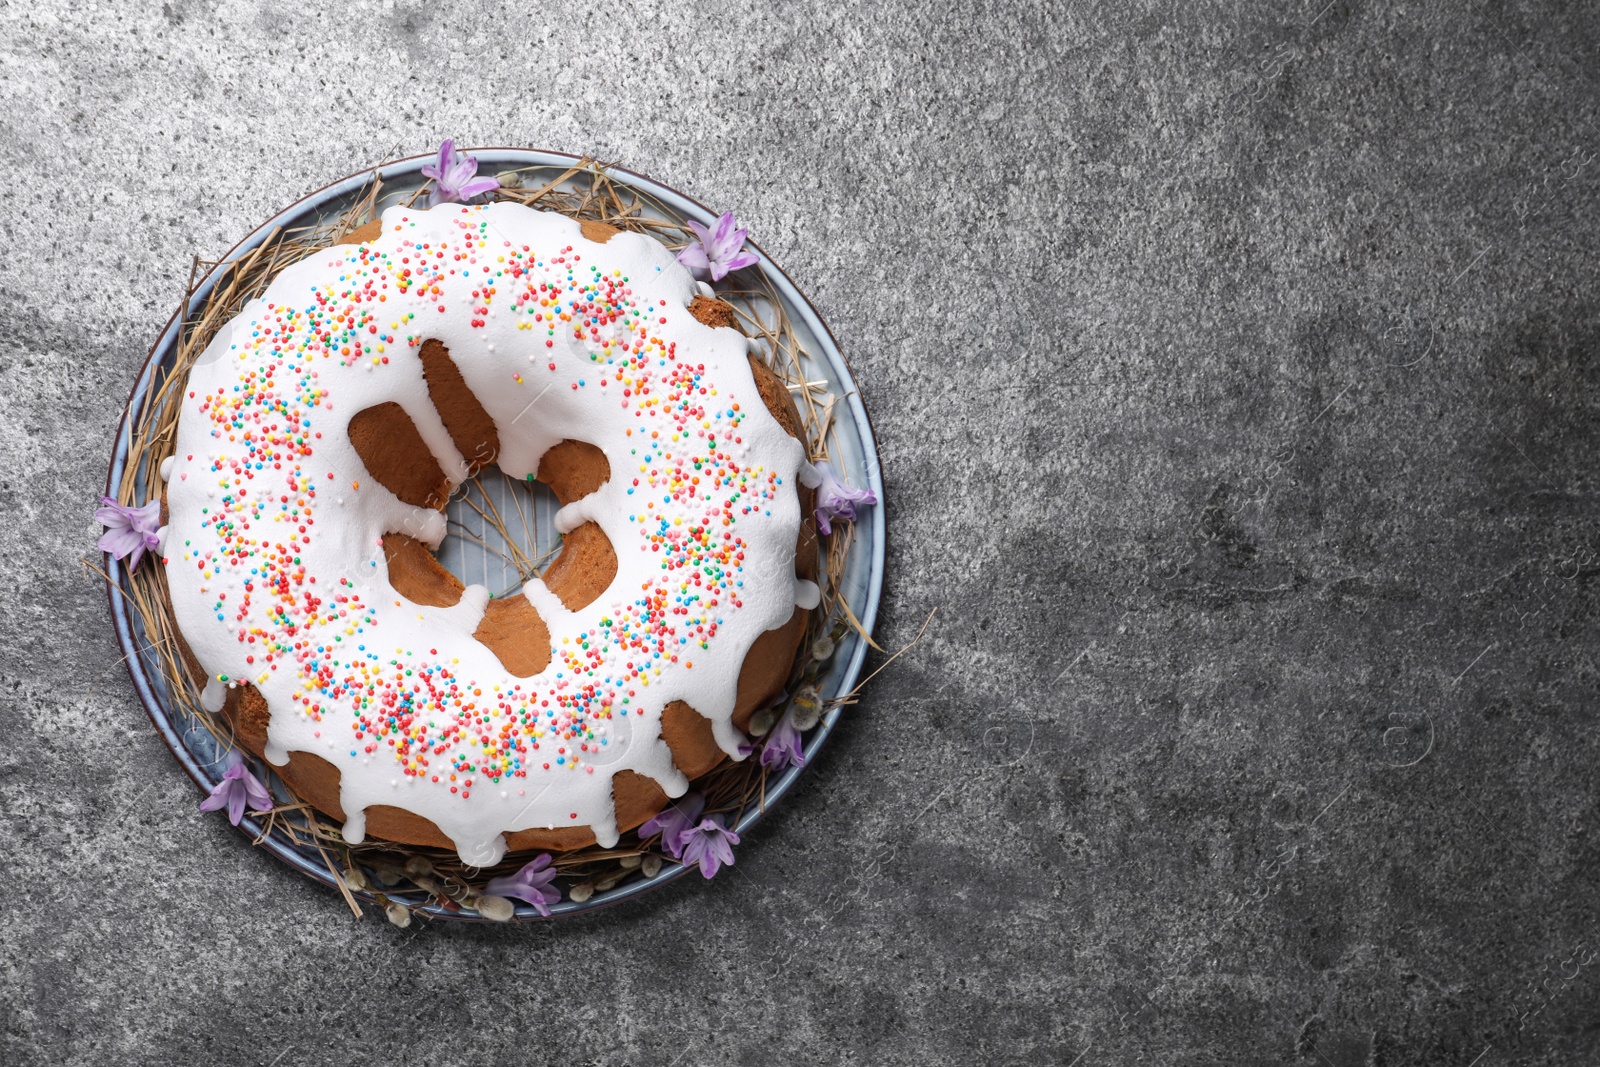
[{"left": 105, "top": 156, "right": 892, "bottom": 923}]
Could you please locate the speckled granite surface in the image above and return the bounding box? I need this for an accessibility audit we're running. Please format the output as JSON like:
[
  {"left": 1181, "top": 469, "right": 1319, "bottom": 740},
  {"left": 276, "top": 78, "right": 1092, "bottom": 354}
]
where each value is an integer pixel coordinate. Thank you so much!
[{"left": 4, "top": 1, "right": 1600, "bottom": 1064}]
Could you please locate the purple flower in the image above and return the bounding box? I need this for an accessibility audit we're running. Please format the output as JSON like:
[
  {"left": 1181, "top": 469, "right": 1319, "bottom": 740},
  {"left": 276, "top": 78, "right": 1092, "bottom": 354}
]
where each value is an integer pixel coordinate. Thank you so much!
[
  {"left": 801, "top": 461, "right": 877, "bottom": 536},
  {"left": 679, "top": 815, "right": 740, "bottom": 879},
  {"left": 638, "top": 793, "right": 705, "bottom": 859},
  {"left": 676, "top": 211, "right": 760, "bottom": 282},
  {"left": 759, "top": 705, "right": 806, "bottom": 771},
  {"left": 96, "top": 495, "right": 162, "bottom": 571},
  {"left": 483, "top": 853, "right": 561, "bottom": 916},
  {"left": 421, "top": 139, "right": 499, "bottom": 206},
  {"left": 198, "top": 750, "right": 274, "bottom": 826}
]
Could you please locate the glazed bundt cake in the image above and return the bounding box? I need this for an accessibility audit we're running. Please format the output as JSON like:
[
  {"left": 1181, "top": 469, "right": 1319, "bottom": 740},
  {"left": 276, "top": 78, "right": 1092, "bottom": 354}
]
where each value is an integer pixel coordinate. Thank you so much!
[{"left": 159, "top": 201, "right": 817, "bottom": 865}]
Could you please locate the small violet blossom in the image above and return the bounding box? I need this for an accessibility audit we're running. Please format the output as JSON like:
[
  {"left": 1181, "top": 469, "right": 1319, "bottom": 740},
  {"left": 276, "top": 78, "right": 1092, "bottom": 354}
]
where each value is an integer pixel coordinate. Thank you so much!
[
  {"left": 198, "top": 750, "right": 274, "bottom": 826},
  {"left": 759, "top": 705, "right": 806, "bottom": 771},
  {"left": 800, "top": 461, "right": 877, "bottom": 536},
  {"left": 676, "top": 211, "right": 760, "bottom": 282},
  {"left": 96, "top": 495, "right": 161, "bottom": 571},
  {"left": 483, "top": 853, "right": 561, "bottom": 916},
  {"left": 679, "top": 815, "right": 741, "bottom": 879},
  {"left": 638, "top": 793, "right": 706, "bottom": 859},
  {"left": 421, "top": 139, "right": 499, "bottom": 206}
]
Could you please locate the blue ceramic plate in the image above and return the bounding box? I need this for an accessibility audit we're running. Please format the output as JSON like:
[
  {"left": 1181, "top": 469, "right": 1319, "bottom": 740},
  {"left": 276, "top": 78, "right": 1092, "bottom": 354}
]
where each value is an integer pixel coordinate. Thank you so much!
[{"left": 105, "top": 149, "right": 885, "bottom": 920}]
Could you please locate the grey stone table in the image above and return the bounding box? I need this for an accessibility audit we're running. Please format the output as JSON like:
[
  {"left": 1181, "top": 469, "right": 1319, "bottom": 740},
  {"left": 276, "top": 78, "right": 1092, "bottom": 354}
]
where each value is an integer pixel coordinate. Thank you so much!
[{"left": 3, "top": 1, "right": 1597, "bottom": 1064}]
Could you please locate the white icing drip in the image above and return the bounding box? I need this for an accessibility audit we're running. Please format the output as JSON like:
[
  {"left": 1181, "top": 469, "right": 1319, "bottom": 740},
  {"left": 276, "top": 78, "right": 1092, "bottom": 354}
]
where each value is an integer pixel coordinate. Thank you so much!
[
  {"left": 391, "top": 505, "right": 447, "bottom": 548},
  {"left": 159, "top": 456, "right": 175, "bottom": 482},
  {"left": 519, "top": 576, "right": 572, "bottom": 627},
  {"left": 695, "top": 281, "right": 715, "bottom": 299},
  {"left": 795, "top": 578, "right": 821, "bottom": 610},
  {"left": 396, "top": 394, "right": 471, "bottom": 485},
  {"left": 200, "top": 678, "right": 226, "bottom": 713},
  {"left": 163, "top": 202, "right": 805, "bottom": 863},
  {"left": 156, "top": 525, "right": 170, "bottom": 555},
  {"left": 459, "top": 832, "right": 509, "bottom": 867},
  {"left": 552, "top": 497, "right": 593, "bottom": 535},
  {"left": 454, "top": 583, "right": 492, "bottom": 622},
  {"left": 711, "top": 715, "right": 749, "bottom": 758}
]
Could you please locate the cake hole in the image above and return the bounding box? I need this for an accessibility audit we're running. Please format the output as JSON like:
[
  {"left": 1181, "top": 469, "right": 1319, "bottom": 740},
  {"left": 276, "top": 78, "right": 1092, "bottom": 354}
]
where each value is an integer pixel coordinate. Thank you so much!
[
  {"left": 373, "top": 460, "right": 620, "bottom": 676},
  {"left": 434, "top": 465, "right": 616, "bottom": 677},
  {"left": 434, "top": 467, "right": 566, "bottom": 598},
  {"left": 353, "top": 334, "right": 618, "bottom": 663},
  {"left": 430, "top": 454, "right": 618, "bottom": 610}
]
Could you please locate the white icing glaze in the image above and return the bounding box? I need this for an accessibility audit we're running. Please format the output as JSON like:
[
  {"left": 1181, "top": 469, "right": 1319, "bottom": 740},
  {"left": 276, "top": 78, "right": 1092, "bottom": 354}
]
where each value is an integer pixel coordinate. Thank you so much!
[{"left": 163, "top": 202, "right": 804, "bottom": 864}]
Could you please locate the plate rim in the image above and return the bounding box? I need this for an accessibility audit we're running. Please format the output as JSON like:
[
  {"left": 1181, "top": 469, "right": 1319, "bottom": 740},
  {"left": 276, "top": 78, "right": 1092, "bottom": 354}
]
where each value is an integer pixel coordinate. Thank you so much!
[{"left": 104, "top": 147, "right": 886, "bottom": 920}]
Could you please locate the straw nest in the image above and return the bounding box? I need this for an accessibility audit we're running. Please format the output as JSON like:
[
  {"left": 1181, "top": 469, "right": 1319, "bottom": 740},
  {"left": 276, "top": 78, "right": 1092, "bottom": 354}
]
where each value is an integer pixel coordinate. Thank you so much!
[{"left": 103, "top": 156, "right": 901, "bottom": 923}]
